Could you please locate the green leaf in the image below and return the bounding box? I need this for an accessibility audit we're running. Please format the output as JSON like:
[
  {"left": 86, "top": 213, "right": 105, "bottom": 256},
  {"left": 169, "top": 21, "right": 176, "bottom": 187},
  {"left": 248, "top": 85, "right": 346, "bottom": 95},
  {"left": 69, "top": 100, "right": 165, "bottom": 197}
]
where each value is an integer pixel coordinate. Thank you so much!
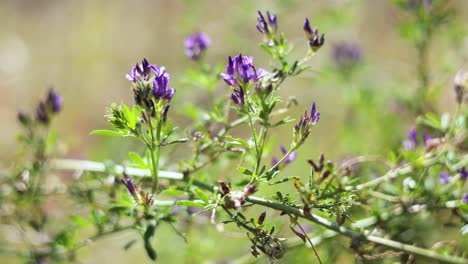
[
  {"left": 176, "top": 200, "right": 205, "bottom": 208},
  {"left": 161, "top": 187, "right": 187, "bottom": 196},
  {"left": 70, "top": 215, "right": 90, "bottom": 228},
  {"left": 128, "top": 152, "right": 147, "bottom": 168},
  {"left": 193, "top": 188, "right": 209, "bottom": 204},
  {"left": 122, "top": 104, "right": 137, "bottom": 129},
  {"left": 90, "top": 130, "right": 124, "bottom": 137},
  {"left": 238, "top": 167, "right": 253, "bottom": 176},
  {"left": 225, "top": 136, "right": 250, "bottom": 149}
]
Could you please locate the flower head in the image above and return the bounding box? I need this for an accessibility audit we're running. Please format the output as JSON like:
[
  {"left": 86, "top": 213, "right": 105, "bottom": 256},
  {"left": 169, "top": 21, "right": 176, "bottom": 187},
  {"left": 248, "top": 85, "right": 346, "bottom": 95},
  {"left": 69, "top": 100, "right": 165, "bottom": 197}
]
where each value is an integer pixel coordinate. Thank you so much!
[
  {"left": 221, "top": 54, "right": 264, "bottom": 88},
  {"left": 459, "top": 167, "right": 468, "bottom": 180},
  {"left": 46, "top": 89, "right": 63, "bottom": 113},
  {"left": 463, "top": 193, "right": 468, "bottom": 204},
  {"left": 126, "top": 58, "right": 158, "bottom": 83},
  {"left": 403, "top": 127, "right": 418, "bottom": 150},
  {"left": 439, "top": 172, "right": 450, "bottom": 184},
  {"left": 152, "top": 67, "right": 175, "bottom": 102},
  {"left": 256, "top": 10, "right": 278, "bottom": 36},
  {"left": 332, "top": 42, "right": 362, "bottom": 70},
  {"left": 272, "top": 145, "right": 297, "bottom": 168},
  {"left": 293, "top": 102, "right": 320, "bottom": 146},
  {"left": 184, "top": 32, "right": 211, "bottom": 60},
  {"left": 303, "top": 18, "right": 324, "bottom": 52},
  {"left": 36, "top": 102, "right": 49, "bottom": 124},
  {"left": 34, "top": 89, "right": 63, "bottom": 125},
  {"left": 230, "top": 88, "right": 245, "bottom": 105},
  {"left": 120, "top": 177, "right": 136, "bottom": 195}
]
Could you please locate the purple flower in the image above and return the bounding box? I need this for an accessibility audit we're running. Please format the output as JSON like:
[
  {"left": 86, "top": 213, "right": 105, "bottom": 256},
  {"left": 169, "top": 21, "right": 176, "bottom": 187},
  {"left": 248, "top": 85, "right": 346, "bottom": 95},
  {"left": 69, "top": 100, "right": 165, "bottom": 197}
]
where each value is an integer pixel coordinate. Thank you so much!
[
  {"left": 256, "top": 10, "right": 277, "bottom": 35},
  {"left": 36, "top": 102, "right": 49, "bottom": 124},
  {"left": 422, "top": 131, "right": 432, "bottom": 146},
  {"left": 303, "top": 18, "right": 324, "bottom": 51},
  {"left": 403, "top": 127, "right": 418, "bottom": 150},
  {"left": 221, "top": 54, "right": 264, "bottom": 88},
  {"left": 230, "top": 88, "right": 245, "bottom": 105},
  {"left": 439, "top": 172, "right": 450, "bottom": 184},
  {"left": 459, "top": 167, "right": 468, "bottom": 180},
  {"left": 126, "top": 58, "right": 158, "bottom": 83},
  {"left": 281, "top": 145, "right": 297, "bottom": 164},
  {"left": 463, "top": 193, "right": 468, "bottom": 204},
  {"left": 184, "top": 32, "right": 211, "bottom": 60},
  {"left": 120, "top": 178, "right": 136, "bottom": 195},
  {"left": 293, "top": 102, "right": 320, "bottom": 145},
  {"left": 152, "top": 67, "right": 176, "bottom": 102},
  {"left": 46, "top": 89, "right": 63, "bottom": 113},
  {"left": 332, "top": 42, "right": 362, "bottom": 69},
  {"left": 272, "top": 145, "right": 297, "bottom": 167}
]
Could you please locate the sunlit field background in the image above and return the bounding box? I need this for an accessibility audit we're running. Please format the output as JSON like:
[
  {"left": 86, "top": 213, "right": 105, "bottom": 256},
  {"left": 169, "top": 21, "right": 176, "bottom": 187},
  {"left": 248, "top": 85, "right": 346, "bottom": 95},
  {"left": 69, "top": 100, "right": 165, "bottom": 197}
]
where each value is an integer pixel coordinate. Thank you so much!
[{"left": 1, "top": 0, "right": 468, "bottom": 263}]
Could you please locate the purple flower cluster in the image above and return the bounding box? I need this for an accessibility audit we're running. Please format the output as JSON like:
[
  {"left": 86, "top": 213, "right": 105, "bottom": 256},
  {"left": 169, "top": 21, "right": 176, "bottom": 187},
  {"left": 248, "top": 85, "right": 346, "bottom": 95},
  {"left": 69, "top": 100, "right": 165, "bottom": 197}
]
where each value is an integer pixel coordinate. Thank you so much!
[
  {"left": 293, "top": 103, "right": 320, "bottom": 145},
  {"left": 184, "top": 32, "right": 211, "bottom": 60},
  {"left": 221, "top": 54, "right": 264, "bottom": 105},
  {"left": 31, "top": 88, "right": 63, "bottom": 125},
  {"left": 332, "top": 42, "right": 362, "bottom": 69},
  {"left": 126, "top": 59, "right": 175, "bottom": 120},
  {"left": 403, "top": 127, "right": 432, "bottom": 150},
  {"left": 303, "top": 18, "right": 325, "bottom": 51},
  {"left": 221, "top": 54, "right": 264, "bottom": 88},
  {"left": 272, "top": 145, "right": 297, "bottom": 167},
  {"left": 256, "top": 11, "right": 277, "bottom": 36}
]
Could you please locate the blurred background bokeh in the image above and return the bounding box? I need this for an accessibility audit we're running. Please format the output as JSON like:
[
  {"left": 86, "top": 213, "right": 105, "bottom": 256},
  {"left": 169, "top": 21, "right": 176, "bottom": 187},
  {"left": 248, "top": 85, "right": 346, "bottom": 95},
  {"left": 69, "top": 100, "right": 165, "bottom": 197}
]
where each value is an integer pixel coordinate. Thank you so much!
[{"left": 1, "top": 0, "right": 467, "bottom": 263}]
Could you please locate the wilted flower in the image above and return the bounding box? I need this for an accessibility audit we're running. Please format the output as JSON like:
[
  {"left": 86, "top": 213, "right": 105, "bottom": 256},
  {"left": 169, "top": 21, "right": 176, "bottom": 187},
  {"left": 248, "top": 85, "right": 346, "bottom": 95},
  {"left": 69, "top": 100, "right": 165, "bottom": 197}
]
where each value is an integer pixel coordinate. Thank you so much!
[
  {"left": 120, "top": 177, "right": 154, "bottom": 207},
  {"left": 18, "top": 112, "right": 30, "bottom": 126},
  {"left": 256, "top": 11, "right": 277, "bottom": 36},
  {"left": 221, "top": 54, "right": 264, "bottom": 88},
  {"left": 293, "top": 102, "right": 320, "bottom": 146},
  {"left": 454, "top": 70, "right": 467, "bottom": 104},
  {"left": 303, "top": 18, "right": 324, "bottom": 52},
  {"left": 439, "top": 172, "right": 450, "bottom": 184},
  {"left": 459, "top": 167, "right": 468, "bottom": 180},
  {"left": 184, "top": 32, "right": 211, "bottom": 60},
  {"left": 308, "top": 154, "right": 325, "bottom": 173},
  {"left": 332, "top": 42, "right": 362, "bottom": 70}
]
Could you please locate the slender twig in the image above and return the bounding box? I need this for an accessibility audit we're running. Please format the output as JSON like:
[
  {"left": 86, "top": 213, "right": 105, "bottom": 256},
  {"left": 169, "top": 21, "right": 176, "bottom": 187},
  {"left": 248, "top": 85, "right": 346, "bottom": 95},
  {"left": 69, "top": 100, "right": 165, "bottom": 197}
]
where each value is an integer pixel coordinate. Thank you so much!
[{"left": 48, "top": 159, "right": 183, "bottom": 180}]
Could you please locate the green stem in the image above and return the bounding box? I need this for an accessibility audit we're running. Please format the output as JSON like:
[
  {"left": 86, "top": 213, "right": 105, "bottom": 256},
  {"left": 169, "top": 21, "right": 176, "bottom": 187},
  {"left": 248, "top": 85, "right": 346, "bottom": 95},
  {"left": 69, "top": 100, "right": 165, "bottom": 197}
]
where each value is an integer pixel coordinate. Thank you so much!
[
  {"left": 260, "top": 146, "right": 297, "bottom": 179},
  {"left": 147, "top": 115, "right": 162, "bottom": 194},
  {"left": 47, "top": 159, "right": 468, "bottom": 263},
  {"left": 246, "top": 104, "right": 260, "bottom": 175},
  {"left": 245, "top": 196, "right": 468, "bottom": 264}
]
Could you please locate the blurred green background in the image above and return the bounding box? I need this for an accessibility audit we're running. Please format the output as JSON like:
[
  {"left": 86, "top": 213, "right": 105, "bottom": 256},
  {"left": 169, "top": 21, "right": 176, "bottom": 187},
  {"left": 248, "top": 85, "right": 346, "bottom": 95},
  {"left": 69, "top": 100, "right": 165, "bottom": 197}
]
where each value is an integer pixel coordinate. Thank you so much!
[{"left": 1, "top": 0, "right": 467, "bottom": 263}]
